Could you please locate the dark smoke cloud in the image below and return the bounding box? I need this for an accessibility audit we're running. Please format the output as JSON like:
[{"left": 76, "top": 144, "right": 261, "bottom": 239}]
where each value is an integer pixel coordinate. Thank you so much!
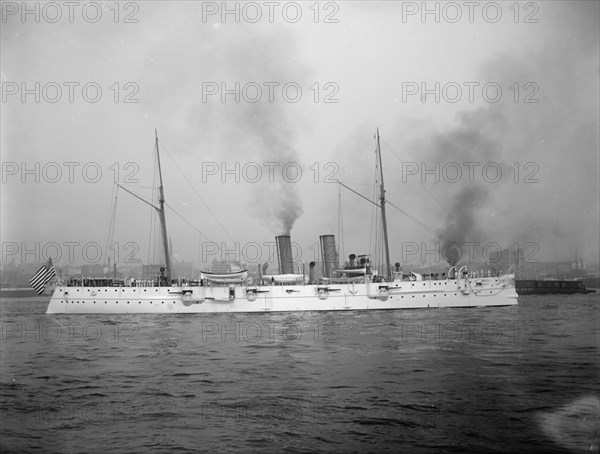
[
  {"left": 438, "top": 186, "right": 490, "bottom": 266},
  {"left": 427, "top": 109, "right": 505, "bottom": 265}
]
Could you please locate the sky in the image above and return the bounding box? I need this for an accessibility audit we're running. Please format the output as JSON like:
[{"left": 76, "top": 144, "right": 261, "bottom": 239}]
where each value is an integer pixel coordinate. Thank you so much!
[{"left": 1, "top": 1, "right": 599, "bottom": 272}]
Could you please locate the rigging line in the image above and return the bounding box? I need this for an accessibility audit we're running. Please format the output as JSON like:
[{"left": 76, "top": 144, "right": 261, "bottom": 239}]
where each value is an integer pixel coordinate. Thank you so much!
[
  {"left": 385, "top": 199, "right": 453, "bottom": 244},
  {"left": 337, "top": 184, "right": 344, "bottom": 262},
  {"left": 371, "top": 150, "right": 380, "bottom": 265},
  {"left": 126, "top": 185, "right": 156, "bottom": 190},
  {"left": 102, "top": 184, "right": 118, "bottom": 265},
  {"left": 163, "top": 202, "right": 219, "bottom": 247},
  {"left": 337, "top": 182, "right": 380, "bottom": 208},
  {"left": 380, "top": 137, "right": 450, "bottom": 216},
  {"left": 107, "top": 185, "right": 119, "bottom": 264},
  {"left": 157, "top": 139, "right": 236, "bottom": 244},
  {"left": 148, "top": 150, "right": 158, "bottom": 265}
]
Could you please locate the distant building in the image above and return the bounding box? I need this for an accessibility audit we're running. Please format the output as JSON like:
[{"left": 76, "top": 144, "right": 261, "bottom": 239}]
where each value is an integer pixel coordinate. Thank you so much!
[
  {"left": 140, "top": 261, "right": 195, "bottom": 280},
  {"left": 489, "top": 248, "right": 524, "bottom": 278},
  {"left": 142, "top": 264, "right": 163, "bottom": 279},
  {"left": 81, "top": 264, "right": 105, "bottom": 277},
  {"left": 172, "top": 261, "right": 195, "bottom": 279},
  {"left": 0, "top": 263, "right": 19, "bottom": 285}
]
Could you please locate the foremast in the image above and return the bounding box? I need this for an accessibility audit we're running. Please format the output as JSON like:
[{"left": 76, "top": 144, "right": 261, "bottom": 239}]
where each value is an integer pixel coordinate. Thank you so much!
[
  {"left": 376, "top": 128, "right": 392, "bottom": 280},
  {"left": 116, "top": 130, "right": 172, "bottom": 282},
  {"left": 155, "top": 129, "right": 171, "bottom": 282}
]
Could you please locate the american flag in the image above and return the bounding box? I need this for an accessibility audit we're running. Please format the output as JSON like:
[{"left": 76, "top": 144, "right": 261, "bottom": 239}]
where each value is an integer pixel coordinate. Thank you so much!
[{"left": 29, "top": 258, "right": 56, "bottom": 295}]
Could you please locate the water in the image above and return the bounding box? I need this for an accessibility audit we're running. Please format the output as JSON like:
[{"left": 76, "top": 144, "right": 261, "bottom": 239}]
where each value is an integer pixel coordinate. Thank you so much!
[{"left": 1, "top": 294, "right": 598, "bottom": 453}]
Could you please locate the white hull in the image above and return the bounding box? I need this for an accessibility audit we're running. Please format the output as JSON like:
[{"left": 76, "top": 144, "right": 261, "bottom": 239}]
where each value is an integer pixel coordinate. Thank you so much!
[{"left": 46, "top": 276, "right": 517, "bottom": 314}]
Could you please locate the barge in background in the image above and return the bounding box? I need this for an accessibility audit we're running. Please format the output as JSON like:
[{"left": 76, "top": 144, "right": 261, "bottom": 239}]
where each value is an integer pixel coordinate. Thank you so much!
[{"left": 516, "top": 279, "right": 596, "bottom": 295}]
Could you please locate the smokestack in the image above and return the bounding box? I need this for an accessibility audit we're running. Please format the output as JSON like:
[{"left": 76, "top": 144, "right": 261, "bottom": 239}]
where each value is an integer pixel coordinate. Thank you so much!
[
  {"left": 320, "top": 234, "right": 338, "bottom": 278},
  {"left": 276, "top": 235, "right": 294, "bottom": 274},
  {"left": 308, "top": 261, "right": 316, "bottom": 284}
]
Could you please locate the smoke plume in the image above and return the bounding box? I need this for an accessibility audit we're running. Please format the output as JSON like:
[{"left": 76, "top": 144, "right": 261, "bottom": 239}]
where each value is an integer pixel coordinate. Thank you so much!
[
  {"left": 426, "top": 109, "right": 505, "bottom": 265},
  {"left": 180, "top": 26, "right": 308, "bottom": 236}
]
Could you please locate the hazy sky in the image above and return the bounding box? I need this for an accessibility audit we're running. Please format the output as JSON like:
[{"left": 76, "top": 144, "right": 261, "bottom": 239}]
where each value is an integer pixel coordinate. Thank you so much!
[{"left": 1, "top": 1, "right": 599, "bottom": 270}]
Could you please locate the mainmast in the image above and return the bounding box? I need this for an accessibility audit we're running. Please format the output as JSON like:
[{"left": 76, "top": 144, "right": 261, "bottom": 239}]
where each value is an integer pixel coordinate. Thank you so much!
[
  {"left": 155, "top": 129, "right": 171, "bottom": 282},
  {"left": 376, "top": 128, "right": 392, "bottom": 280}
]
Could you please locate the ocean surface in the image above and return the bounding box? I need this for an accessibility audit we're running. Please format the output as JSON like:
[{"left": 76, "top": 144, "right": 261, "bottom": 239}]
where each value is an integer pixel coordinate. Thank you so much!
[{"left": 1, "top": 294, "right": 598, "bottom": 453}]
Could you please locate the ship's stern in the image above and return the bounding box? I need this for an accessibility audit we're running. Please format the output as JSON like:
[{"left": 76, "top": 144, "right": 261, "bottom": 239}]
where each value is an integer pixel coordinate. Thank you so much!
[{"left": 46, "top": 287, "right": 67, "bottom": 314}]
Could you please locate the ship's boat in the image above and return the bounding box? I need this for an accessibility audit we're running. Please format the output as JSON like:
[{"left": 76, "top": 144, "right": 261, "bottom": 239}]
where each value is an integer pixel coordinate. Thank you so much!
[
  {"left": 200, "top": 270, "right": 248, "bottom": 283},
  {"left": 261, "top": 274, "right": 305, "bottom": 284}
]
